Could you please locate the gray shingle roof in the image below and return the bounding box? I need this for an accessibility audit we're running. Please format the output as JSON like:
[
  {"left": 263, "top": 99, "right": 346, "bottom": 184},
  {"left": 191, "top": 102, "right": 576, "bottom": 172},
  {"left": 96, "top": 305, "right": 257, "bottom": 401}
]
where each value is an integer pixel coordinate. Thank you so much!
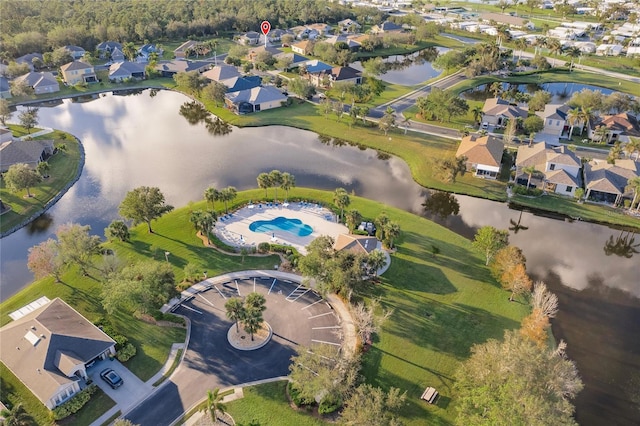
[
  {"left": 0, "top": 139, "right": 53, "bottom": 172},
  {"left": 60, "top": 60, "right": 93, "bottom": 72}
]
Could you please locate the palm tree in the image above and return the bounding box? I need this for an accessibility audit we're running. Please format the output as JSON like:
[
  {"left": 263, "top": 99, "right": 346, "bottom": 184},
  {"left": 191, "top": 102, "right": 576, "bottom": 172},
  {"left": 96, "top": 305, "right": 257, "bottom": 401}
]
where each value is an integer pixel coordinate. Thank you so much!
[
  {"left": 366, "top": 249, "right": 387, "bottom": 278},
  {"left": 523, "top": 165, "right": 537, "bottom": 188},
  {"left": 280, "top": 172, "right": 296, "bottom": 199},
  {"left": 401, "top": 115, "right": 411, "bottom": 134},
  {"left": 383, "top": 221, "right": 401, "bottom": 249},
  {"left": 204, "top": 186, "right": 220, "bottom": 210},
  {"left": 345, "top": 209, "right": 362, "bottom": 233},
  {"left": 515, "top": 38, "right": 528, "bottom": 60},
  {"left": 593, "top": 125, "right": 609, "bottom": 144},
  {"left": 202, "top": 388, "right": 227, "bottom": 422},
  {"left": 225, "top": 297, "right": 245, "bottom": 332},
  {"left": 257, "top": 172, "right": 272, "bottom": 198},
  {"left": 123, "top": 42, "right": 137, "bottom": 61},
  {"left": 269, "top": 170, "right": 283, "bottom": 202},
  {"left": 608, "top": 142, "right": 623, "bottom": 164},
  {"left": 219, "top": 186, "right": 237, "bottom": 213},
  {"left": 333, "top": 188, "right": 351, "bottom": 220},
  {"left": 490, "top": 81, "right": 503, "bottom": 98},
  {"left": 190, "top": 210, "right": 217, "bottom": 244},
  {"left": 471, "top": 106, "right": 483, "bottom": 125},
  {"left": 243, "top": 306, "right": 264, "bottom": 341},
  {"left": 577, "top": 106, "right": 594, "bottom": 136},
  {"left": 0, "top": 403, "right": 30, "bottom": 426},
  {"left": 624, "top": 138, "right": 640, "bottom": 160},
  {"left": 626, "top": 176, "right": 640, "bottom": 211},
  {"left": 546, "top": 39, "right": 563, "bottom": 65},
  {"left": 566, "top": 108, "right": 581, "bottom": 139},
  {"left": 565, "top": 46, "right": 581, "bottom": 71}
]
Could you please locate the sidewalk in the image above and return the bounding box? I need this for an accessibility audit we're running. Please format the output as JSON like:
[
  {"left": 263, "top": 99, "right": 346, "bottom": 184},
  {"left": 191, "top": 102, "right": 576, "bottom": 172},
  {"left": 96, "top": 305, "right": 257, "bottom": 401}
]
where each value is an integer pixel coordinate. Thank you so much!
[
  {"left": 90, "top": 343, "right": 185, "bottom": 426},
  {"left": 17, "top": 127, "right": 54, "bottom": 140}
]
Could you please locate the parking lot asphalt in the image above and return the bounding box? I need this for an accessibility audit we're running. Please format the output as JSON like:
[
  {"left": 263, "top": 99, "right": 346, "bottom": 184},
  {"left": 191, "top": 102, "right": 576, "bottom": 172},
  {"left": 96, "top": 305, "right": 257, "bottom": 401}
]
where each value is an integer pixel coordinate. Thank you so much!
[{"left": 124, "top": 276, "right": 342, "bottom": 426}]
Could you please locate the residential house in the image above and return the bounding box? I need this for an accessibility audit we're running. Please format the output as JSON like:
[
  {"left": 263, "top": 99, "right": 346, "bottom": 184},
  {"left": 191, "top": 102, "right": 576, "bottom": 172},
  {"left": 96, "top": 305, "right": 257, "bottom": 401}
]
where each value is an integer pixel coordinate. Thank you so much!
[
  {"left": 267, "top": 28, "right": 289, "bottom": 43},
  {"left": 202, "top": 65, "right": 261, "bottom": 92},
  {"left": 110, "top": 47, "right": 125, "bottom": 63},
  {"left": 291, "top": 40, "right": 314, "bottom": 56},
  {"left": 627, "top": 37, "right": 640, "bottom": 57},
  {"left": 225, "top": 86, "right": 287, "bottom": 114},
  {"left": 308, "top": 66, "right": 362, "bottom": 87},
  {"left": 273, "top": 52, "right": 308, "bottom": 69},
  {"left": 337, "top": 19, "right": 361, "bottom": 33},
  {"left": 247, "top": 45, "right": 282, "bottom": 62},
  {"left": 60, "top": 61, "right": 97, "bottom": 85},
  {"left": 482, "top": 97, "right": 528, "bottom": 127},
  {"left": 0, "top": 297, "right": 116, "bottom": 409},
  {"left": 596, "top": 44, "right": 624, "bottom": 56},
  {"left": 108, "top": 61, "right": 146, "bottom": 82},
  {"left": 137, "top": 44, "right": 163, "bottom": 62},
  {"left": 0, "top": 139, "right": 54, "bottom": 172},
  {"left": 371, "top": 21, "right": 403, "bottom": 34},
  {"left": 307, "top": 23, "right": 333, "bottom": 37},
  {"left": 301, "top": 60, "right": 333, "bottom": 75},
  {"left": 96, "top": 41, "right": 122, "bottom": 58},
  {"left": 515, "top": 142, "right": 582, "bottom": 196},
  {"left": 455, "top": 134, "right": 504, "bottom": 179},
  {"left": 64, "top": 45, "right": 86, "bottom": 60},
  {"left": 584, "top": 158, "right": 639, "bottom": 204},
  {"left": 290, "top": 26, "right": 315, "bottom": 40},
  {"left": 0, "top": 76, "right": 11, "bottom": 99},
  {"left": 333, "top": 234, "right": 379, "bottom": 255},
  {"left": 13, "top": 72, "right": 60, "bottom": 95},
  {"left": 323, "top": 35, "right": 361, "bottom": 51},
  {"left": 174, "top": 40, "right": 198, "bottom": 59},
  {"left": 154, "top": 60, "right": 209, "bottom": 77},
  {"left": 202, "top": 64, "right": 241, "bottom": 82},
  {"left": 588, "top": 112, "right": 640, "bottom": 144},
  {"left": 480, "top": 12, "right": 534, "bottom": 29},
  {"left": 16, "top": 53, "right": 43, "bottom": 71},
  {"left": 536, "top": 104, "right": 571, "bottom": 144},
  {"left": 240, "top": 31, "right": 261, "bottom": 46}
]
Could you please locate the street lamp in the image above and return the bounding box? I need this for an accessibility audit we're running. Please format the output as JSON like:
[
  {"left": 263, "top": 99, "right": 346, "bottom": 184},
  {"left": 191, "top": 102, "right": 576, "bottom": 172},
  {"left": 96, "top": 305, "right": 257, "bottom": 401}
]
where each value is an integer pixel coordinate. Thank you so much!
[{"left": 164, "top": 251, "right": 170, "bottom": 263}]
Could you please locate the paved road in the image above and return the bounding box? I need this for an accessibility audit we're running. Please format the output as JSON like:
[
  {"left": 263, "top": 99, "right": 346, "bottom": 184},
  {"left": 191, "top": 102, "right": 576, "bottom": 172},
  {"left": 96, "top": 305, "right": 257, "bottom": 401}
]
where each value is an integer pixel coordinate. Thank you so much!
[{"left": 124, "top": 276, "right": 342, "bottom": 426}]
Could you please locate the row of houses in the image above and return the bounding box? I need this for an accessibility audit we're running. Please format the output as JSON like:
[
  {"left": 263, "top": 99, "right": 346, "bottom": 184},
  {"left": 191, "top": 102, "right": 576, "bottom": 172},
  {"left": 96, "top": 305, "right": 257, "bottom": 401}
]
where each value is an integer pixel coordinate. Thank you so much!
[{"left": 455, "top": 133, "right": 639, "bottom": 205}]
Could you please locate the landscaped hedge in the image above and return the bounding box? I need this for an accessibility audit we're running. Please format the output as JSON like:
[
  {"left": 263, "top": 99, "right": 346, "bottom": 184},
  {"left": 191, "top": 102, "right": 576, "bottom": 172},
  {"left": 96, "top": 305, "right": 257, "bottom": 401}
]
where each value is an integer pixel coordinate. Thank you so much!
[
  {"left": 512, "top": 185, "right": 543, "bottom": 197},
  {"left": 52, "top": 384, "right": 97, "bottom": 420},
  {"left": 117, "top": 342, "right": 137, "bottom": 362}
]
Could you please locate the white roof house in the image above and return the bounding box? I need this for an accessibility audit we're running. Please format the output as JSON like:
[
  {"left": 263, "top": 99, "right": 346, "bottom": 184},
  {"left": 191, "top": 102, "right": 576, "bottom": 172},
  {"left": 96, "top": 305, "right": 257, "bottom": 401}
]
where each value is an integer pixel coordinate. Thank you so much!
[{"left": 596, "top": 44, "right": 624, "bottom": 56}]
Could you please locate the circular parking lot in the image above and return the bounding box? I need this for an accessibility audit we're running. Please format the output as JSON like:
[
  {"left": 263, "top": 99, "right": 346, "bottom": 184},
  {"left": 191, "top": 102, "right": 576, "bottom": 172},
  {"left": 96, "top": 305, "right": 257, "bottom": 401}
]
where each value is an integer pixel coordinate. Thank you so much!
[{"left": 124, "top": 273, "right": 343, "bottom": 426}]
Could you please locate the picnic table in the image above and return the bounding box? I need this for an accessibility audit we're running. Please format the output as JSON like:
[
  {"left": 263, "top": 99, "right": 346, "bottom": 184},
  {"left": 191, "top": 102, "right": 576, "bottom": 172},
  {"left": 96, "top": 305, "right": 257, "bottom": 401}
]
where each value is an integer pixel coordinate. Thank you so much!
[{"left": 421, "top": 387, "right": 439, "bottom": 404}]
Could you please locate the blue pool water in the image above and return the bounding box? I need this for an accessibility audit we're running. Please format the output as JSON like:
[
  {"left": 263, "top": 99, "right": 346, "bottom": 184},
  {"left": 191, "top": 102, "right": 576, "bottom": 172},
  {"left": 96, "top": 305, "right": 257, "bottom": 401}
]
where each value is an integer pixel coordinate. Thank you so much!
[{"left": 249, "top": 216, "right": 313, "bottom": 237}]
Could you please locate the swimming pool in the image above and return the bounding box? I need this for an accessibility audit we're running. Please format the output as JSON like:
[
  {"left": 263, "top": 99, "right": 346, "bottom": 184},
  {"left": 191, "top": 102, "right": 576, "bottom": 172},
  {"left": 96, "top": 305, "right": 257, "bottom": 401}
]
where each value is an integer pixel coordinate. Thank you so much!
[{"left": 249, "top": 216, "right": 313, "bottom": 237}]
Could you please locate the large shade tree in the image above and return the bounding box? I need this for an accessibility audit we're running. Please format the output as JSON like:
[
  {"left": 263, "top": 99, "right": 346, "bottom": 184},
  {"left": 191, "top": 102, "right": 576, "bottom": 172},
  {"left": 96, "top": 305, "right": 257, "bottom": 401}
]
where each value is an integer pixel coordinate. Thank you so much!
[
  {"left": 56, "top": 223, "right": 101, "bottom": 276},
  {"left": 472, "top": 226, "right": 509, "bottom": 265},
  {"left": 27, "top": 238, "right": 64, "bottom": 282},
  {"left": 4, "top": 163, "right": 42, "bottom": 197},
  {"left": 119, "top": 186, "right": 173, "bottom": 233}
]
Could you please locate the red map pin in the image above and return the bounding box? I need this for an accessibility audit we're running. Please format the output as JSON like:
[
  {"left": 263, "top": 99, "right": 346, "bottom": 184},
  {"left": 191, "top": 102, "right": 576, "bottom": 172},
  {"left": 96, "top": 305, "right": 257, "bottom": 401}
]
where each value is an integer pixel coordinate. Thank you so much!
[{"left": 261, "top": 21, "right": 271, "bottom": 35}]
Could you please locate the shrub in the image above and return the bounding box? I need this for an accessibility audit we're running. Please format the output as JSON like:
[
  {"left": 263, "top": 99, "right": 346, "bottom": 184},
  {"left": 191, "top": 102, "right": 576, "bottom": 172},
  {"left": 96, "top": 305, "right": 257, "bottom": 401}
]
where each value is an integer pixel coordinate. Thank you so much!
[
  {"left": 288, "top": 382, "right": 310, "bottom": 407},
  {"left": 116, "top": 342, "right": 137, "bottom": 362},
  {"left": 257, "top": 242, "right": 271, "bottom": 253},
  {"left": 512, "top": 185, "right": 542, "bottom": 197},
  {"left": 113, "top": 334, "right": 128, "bottom": 350},
  {"left": 318, "top": 394, "right": 342, "bottom": 414},
  {"left": 151, "top": 311, "right": 186, "bottom": 325},
  {"left": 52, "top": 384, "right": 97, "bottom": 420}
]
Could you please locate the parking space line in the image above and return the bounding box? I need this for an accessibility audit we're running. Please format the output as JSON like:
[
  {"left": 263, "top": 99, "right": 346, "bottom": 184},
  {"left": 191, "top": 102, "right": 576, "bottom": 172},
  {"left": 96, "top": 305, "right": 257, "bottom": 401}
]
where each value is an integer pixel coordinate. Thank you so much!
[
  {"left": 301, "top": 298, "right": 324, "bottom": 310},
  {"left": 198, "top": 293, "right": 215, "bottom": 307},
  {"left": 311, "top": 339, "right": 341, "bottom": 346},
  {"left": 312, "top": 326, "right": 342, "bottom": 329},
  {"left": 253, "top": 277, "right": 256, "bottom": 293},
  {"left": 213, "top": 285, "right": 227, "bottom": 299},
  {"left": 235, "top": 279, "right": 241, "bottom": 296},
  {"left": 308, "top": 312, "right": 333, "bottom": 319},
  {"left": 268, "top": 278, "right": 277, "bottom": 294},
  {"left": 180, "top": 304, "right": 202, "bottom": 314}
]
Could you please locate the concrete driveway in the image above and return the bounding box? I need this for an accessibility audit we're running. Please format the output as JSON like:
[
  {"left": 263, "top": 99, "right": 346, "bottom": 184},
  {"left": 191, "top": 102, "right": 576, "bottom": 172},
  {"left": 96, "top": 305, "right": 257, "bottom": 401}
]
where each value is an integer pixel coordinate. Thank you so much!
[{"left": 89, "top": 359, "right": 148, "bottom": 411}]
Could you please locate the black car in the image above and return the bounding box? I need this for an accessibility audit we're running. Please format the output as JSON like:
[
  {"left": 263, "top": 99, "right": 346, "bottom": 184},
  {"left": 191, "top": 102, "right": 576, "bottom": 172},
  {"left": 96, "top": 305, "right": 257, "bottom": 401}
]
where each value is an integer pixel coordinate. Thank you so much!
[{"left": 100, "top": 368, "right": 124, "bottom": 389}]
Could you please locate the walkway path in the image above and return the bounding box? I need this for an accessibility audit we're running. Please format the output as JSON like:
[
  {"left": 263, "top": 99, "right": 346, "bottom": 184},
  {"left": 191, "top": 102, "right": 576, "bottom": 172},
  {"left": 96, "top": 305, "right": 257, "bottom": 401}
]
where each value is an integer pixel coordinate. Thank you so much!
[{"left": 17, "top": 127, "right": 54, "bottom": 140}]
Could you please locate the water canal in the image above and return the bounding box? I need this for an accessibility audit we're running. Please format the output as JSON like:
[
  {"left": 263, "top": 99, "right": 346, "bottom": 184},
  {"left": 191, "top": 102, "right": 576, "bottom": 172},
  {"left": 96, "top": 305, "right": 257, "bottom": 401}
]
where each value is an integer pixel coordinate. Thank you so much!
[{"left": 2, "top": 90, "right": 638, "bottom": 425}]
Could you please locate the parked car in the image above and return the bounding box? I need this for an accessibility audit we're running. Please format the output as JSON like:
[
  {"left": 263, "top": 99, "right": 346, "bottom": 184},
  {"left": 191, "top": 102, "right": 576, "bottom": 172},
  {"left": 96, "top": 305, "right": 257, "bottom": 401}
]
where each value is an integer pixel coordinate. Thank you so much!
[{"left": 100, "top": 368, "right": 124, "bottom": 389}]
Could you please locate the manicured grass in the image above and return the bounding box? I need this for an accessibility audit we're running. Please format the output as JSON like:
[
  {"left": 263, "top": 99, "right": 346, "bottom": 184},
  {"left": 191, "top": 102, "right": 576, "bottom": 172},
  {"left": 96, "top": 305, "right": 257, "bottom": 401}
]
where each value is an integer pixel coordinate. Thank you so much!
[
  {"left": 6, "top": 124, "right": 43, "bottom": 137},
  {"left": 403, "top": 99, "right": 483, "bottom": 131},
  {"left": 226, "top": 381, "right": 327, "bottom": 426},
  {"left": 510, "top": 193, "right": 640, "bottom": 229},
  {"left": 0, "top": 129, "right": 82, "bottom": 234},
  {"left": 58, "top": 388, "right": 116, "bottom": 426},
  {"left": 0, "top": 362, "right": 53, "bottom": 425},
  {"left": 152, "top": 348, "right": 183, "bottom": 386}
]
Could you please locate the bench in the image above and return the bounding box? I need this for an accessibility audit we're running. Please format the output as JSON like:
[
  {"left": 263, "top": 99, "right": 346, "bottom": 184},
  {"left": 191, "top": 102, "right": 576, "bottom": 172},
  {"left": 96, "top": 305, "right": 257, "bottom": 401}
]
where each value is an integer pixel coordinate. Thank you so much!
[{"left": 421, "top": 387, "right": 439, "bottom": 404}]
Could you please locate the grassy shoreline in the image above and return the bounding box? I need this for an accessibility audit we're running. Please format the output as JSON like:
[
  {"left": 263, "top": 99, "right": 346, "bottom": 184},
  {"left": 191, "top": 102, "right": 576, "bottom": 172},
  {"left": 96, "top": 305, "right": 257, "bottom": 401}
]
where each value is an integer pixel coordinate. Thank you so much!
[{"left": 0, "top": 129, "right": 83, "bottom": 236}]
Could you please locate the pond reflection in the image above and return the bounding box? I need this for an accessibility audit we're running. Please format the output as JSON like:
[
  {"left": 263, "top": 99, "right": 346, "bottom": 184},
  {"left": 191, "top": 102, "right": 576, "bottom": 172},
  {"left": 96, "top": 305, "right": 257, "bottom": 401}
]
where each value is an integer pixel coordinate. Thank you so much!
[
  {"left": 179, "top": 101, "right": 232, "bottom": 136},
  {"left": 421, "top": 190, "right": 460, "bottom": 220},
  {"left": 25, "top": 213, "right": 54, "bottom": 235},
  {"left": 603, "top": 231, "right": 639, "bottom": 258}
]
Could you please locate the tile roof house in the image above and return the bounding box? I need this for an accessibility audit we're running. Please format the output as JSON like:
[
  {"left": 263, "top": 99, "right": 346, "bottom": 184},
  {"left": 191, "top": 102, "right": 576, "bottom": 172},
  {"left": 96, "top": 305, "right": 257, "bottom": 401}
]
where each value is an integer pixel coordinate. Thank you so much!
[
  {"left": 154, "top": 60, "right": 209, "bottom": 77},
  {"left": 202, "top": 65, "right": 261, "bottom": 92},
  {"left": 174, "top": 40, "right": 198, "bottom": 59},
  {"left": 334, "top": 234, "right": 379, "bottom": 255},
  {"left": 59, "top": 61, "right": 97, "bottom": 85},
  {"left": 456, "top": 134, "right": 504, "bottom": 179},
  {"left": 0, "top": 76, "right": 12, "bottom": 99},
  {"left": 13, "top": 72, "right": 60, "bottom": 95},
  {"left": 588, "top": 112, "right": 640, "bottom": 144},
  {"left": 0, "top": 139, "right": 54, "bottom": 172},
  {"left": 0, "top": 297, "right": 116, "bottom": 409},
  {"left": 108, "top": 61, "right": 146, "bottom": 82},
  {"left": 482, "top": 97, "right": 528, "bottom": 126},
  {"left": 202, "top": 65, "right": 241, "bottom": 82},
  {"left": 64, "top": 45, "right": 86, "bottom": 60},
  {"left": 16, "top": 53, "right": 44, "bottom": 71},
  {"left": 584, "top": 159, "right": 639, "bottom": 204},
  {"left": 536, "top": 104, "right": 571, "bottom": 144},
  {"left": 323, "top": 35, "right": 361, "bottom": 51},
  {"left": 515, "top": 142, "right": 582, "bottom": 195},
  {"left": 291, "top": 40, "right": 314, "bottom": 56},
  {"left": 225, "top": 86, "right": 287, "bottom": 114}
]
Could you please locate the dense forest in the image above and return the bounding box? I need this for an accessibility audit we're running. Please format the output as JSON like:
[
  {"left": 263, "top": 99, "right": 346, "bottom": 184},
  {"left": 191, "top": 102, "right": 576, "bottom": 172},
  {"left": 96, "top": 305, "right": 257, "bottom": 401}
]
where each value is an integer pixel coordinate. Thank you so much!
[{"left": 0, "top": 0, "right": 388, "bottom": 58}]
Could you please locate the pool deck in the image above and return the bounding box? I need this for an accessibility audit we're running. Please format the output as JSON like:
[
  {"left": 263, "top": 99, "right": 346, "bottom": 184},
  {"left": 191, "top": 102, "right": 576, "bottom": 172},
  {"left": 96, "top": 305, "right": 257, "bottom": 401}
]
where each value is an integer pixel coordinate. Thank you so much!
[{"left": 215, "top": 203, "right": 348, "bottom": 255}]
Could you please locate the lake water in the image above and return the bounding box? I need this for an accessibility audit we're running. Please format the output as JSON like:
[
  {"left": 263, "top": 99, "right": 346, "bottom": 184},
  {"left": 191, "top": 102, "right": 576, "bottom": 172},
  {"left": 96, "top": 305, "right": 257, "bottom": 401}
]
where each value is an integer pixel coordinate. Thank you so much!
[
  {"left": 351, "top": 48, "right": 448, "bottom": 86},
  {"left": 462, "top": 82, "right": 616, "bottom": 103},
  {"left": 2, "top": 90, "right": 639, "bottom": 425}
]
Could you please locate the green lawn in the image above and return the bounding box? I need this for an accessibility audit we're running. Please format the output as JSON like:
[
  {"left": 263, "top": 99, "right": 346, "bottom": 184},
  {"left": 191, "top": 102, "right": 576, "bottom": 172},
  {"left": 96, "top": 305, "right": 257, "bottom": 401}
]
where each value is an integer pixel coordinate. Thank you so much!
[
  {"left": 226, "top": 381, "right": 326, "bottom": 426},
  {"left": 6, "top": 124, "right": 44, "bottom": 137},
  {"left": 403, "top": 99, "right": 483, "bottom": 131},
  {"left": 58, "top": 388, "right": 116, "bottom": 426},
  {"left": 0, "top": 129, "right": 82, "bottom": 235}
]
